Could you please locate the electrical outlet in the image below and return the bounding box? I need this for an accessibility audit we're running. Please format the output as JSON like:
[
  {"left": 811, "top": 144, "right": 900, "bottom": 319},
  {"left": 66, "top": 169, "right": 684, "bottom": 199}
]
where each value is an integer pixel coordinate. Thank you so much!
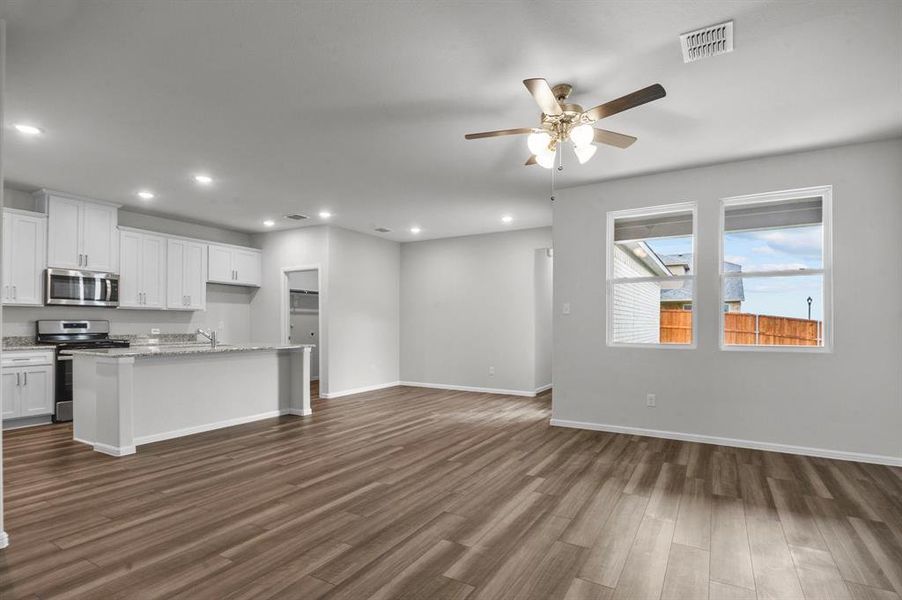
[
  {"left": 562, "top": 302, "right": 571, "bottom": 315},
  {"left": 646, "top": 393, "right": 656, "bottom": 407},
  {"left": 150, "top": 328, "right": 160, "bottom": 335},
  {"left": 489, "top": 366, "right": 495, "bottom": 376}
]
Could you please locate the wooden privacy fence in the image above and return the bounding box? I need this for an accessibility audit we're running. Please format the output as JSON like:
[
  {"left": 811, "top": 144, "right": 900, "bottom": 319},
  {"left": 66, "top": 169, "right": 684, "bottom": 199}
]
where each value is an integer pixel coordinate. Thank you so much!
[{"left": 660, "top": 310, "right": 823, "bottom": 346}]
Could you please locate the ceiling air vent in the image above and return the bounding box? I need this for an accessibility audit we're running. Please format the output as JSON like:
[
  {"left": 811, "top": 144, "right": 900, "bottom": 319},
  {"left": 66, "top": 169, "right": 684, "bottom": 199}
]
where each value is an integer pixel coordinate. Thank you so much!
[
  {"left": 680, "top": 21, "right": 733, "bottom": 63},
  {"left": 374, "top": 227, "right": 391, "bottom": 233},
  {"left": 283, "top": 214, "right": 309, "bottom": 221}
]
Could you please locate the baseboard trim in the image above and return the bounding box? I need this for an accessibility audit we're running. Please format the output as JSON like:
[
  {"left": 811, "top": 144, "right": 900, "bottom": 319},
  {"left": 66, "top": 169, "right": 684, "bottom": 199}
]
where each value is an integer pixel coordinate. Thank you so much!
[
  {"left": 93, "top": 442, "right": 137, "bottom": 457},
  {"left": 549, "top": 418, "right": 902, "bottom": 466},
  {"left": 133, "top": 410, "right": 288, "bottom": 446},
  {"left": 0, "top": 531, "right": 9, "bottom": 550},
  {"left": 400, "top": 381, "right": 541, "bottom": 398},
  {"left": 288, "top": 408, "right": 313, "bottom": 416},
  {"left": 320, "top": 381, "right": 401, "bottom": 399},
  {"left": 534, "top": 383, "right": 553, "bottom": 394}
]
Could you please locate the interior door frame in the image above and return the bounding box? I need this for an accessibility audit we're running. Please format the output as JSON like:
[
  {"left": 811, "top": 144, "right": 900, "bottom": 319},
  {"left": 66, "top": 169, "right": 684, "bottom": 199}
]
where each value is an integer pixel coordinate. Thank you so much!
[{"left": 279, "top": 264, "right": 325, "bottom": 394}]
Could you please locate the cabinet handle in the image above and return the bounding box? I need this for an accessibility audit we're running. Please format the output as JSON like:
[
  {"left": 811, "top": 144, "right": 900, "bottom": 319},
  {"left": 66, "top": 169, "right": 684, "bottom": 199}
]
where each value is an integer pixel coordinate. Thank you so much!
[
  {"left": 85, "top": 254, "right": 88, "bottom": 267},
  {"left": 188, "top": 294, "right": 191, "bottom": 305},
  {"left": 12, "top": 285, "right": 16, "bottom": 300},
  {"left": 16, "top": 372, "right": 20, "bottom": 386},
  {"left": 23, "top": 372, "right": 27, "bottom": 386}
]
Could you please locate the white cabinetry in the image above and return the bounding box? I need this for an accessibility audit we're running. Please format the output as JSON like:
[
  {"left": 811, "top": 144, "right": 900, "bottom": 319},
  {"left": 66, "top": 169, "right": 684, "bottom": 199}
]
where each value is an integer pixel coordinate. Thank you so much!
[
  {"left": 207, "top": 243, "right": 261, "bottom": 286},
  {"left": 119, "top": 229, "right": 167, "bottom": 309},
  {"left": 2, "top": 209, "right": 47, "bottom": 306},
  {"left": 167, "top": 239, "right": 206, "bottom": 310},
  {"left": 1, "top": 352, "right": 55, "bottom": 421},
  {"left": 36, "top": 190, "right": 119, "bottom": 272}
]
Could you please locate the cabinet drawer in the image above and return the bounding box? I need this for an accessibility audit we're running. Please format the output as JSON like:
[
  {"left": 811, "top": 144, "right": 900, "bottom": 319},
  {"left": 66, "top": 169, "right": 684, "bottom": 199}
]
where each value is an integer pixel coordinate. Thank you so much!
[{"left": 1, "top": 352, "right": 54, "bottom": 368}]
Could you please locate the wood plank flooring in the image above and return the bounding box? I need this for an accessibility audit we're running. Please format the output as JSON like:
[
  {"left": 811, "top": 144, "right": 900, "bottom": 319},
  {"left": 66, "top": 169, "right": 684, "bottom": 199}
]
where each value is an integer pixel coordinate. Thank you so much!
[{"left": 1, "top": 385, "right": 901, "bottom": 599}]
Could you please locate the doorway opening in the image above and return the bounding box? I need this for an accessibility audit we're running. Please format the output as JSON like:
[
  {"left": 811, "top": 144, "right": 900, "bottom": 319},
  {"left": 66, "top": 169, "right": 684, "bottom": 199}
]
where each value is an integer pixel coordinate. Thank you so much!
[{"left": 280, "top": 266, "right": 324, "bottom": 398}]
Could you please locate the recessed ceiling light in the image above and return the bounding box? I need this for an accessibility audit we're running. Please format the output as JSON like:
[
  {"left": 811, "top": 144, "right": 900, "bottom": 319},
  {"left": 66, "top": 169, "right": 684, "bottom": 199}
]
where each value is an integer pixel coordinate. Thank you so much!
[
  {"left": 14, "top": 123, "right": 43, "bottom": 136},
  {"left": 263, "top": 219, "right": 275, "bottom": 227},
  {"left": 137, "top": 190, "right": 155, "bottom": 200},
  {"left": 410, "top": 227, "right": 421, "bottom": 234},
  {"left": 194, "top": 174, "right": 213, "bottom": 185},
  {"left": 319, "top": 211, "right": 332, "bottom": 219},
  {"left": 502, "top": 215, "right": 513, "bottom": 224}
]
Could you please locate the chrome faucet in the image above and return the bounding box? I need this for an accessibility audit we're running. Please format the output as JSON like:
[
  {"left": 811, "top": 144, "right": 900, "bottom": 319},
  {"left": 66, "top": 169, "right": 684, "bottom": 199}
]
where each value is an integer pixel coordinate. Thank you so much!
[{"left": 196, "top": 328, "right": 218, "bottom": 348}]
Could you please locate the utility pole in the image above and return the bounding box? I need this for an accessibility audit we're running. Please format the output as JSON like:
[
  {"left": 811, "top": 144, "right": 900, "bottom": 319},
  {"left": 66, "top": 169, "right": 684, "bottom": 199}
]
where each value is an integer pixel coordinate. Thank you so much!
[{"left": 807, "top": 296, "right": 813, "bottom": 320}]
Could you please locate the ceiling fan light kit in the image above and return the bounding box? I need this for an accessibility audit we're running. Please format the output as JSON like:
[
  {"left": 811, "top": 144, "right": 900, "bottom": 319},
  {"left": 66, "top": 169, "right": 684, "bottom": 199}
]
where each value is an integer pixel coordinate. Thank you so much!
[{"left": 465, "top": 78, "right": 666, "bottom": 170}]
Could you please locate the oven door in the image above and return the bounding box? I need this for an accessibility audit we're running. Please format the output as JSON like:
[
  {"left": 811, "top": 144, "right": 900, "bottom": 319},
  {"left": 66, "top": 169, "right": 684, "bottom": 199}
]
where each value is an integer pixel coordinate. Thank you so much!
[{"left": 45, "top": 269, "right": 119, "bottom": 307}]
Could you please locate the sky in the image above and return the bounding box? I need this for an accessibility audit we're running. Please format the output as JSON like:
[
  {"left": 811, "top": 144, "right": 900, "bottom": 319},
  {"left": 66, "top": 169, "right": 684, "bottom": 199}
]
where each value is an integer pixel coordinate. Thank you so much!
[{"left": 645, "top": 224, "right": 824, "bottom": 321}]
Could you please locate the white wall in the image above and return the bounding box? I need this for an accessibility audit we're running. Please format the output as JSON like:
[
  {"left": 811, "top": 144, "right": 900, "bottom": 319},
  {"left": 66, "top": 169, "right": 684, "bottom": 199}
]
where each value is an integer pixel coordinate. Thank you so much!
[
  {"left": 552, "top": 138, "right": 902, "bottom": 463},
  {"left": 250, "top": 226, "right": 400, "bottom": 397},
  {"left": 533, "top": 248, "right": 553, "bottom": 390},
  {"left": 400, "top": 227, "right": 552, "bottom": 394}
]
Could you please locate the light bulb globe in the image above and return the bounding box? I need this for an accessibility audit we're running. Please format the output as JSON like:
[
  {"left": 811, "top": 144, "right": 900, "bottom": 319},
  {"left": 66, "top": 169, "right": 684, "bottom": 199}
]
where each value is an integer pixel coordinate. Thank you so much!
[
  {"left": 527, "top": 131, "right": 552, "bottom": 155},
  {"left": 536, "top": 148, "right": 556, "bottom": 169},
  {"left": 574, "top": 144, "right": 597, "bottom": 165},
  {"left": 569, "top": 124, "right": 594, "bottom": 147}
]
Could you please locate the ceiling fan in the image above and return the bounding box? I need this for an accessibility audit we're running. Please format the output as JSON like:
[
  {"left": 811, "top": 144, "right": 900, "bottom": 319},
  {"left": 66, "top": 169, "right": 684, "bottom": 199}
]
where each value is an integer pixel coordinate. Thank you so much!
[{"left": 465, "top": 79, "right": 666, "bottom": 168}]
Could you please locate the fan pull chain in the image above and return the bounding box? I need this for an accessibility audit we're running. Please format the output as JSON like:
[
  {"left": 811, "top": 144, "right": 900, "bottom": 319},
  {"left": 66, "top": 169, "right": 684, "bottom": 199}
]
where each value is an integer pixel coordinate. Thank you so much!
[{"left": 550, "top": 149, "right": 556, "bottom": 202}]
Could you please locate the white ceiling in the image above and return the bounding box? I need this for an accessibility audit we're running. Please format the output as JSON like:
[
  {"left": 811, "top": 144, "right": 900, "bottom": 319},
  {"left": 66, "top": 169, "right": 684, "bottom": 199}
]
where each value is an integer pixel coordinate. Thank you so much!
[{"left": 1, "top": 1, "right": 900, "bottom": 241}]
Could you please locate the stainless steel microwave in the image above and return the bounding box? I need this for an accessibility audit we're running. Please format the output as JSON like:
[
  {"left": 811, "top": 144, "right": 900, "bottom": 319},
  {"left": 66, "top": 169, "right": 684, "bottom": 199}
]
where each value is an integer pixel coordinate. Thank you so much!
[{"left": 45, "top": 268, "right": 120, "bottom": 307}]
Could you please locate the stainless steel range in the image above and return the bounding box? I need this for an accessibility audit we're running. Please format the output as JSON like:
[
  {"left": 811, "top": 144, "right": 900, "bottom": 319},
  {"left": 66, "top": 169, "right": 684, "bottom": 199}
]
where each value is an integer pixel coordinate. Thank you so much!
[{"left": 36, "top": 320, "right": 130, "bottom": 422}]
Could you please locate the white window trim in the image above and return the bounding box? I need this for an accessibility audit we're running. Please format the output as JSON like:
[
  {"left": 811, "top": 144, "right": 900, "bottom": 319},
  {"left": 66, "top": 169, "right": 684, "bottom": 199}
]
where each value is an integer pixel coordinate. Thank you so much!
[
  {"left": 718, "top": 185, "right": 833, "bottom": 353},
  {"left": 606, "top": 202, "right": 698, "bottom": 349}
]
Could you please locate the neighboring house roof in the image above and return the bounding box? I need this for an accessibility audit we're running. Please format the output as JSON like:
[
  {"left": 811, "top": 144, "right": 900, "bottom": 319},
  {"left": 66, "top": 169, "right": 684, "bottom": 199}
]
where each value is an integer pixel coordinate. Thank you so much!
[{"left": 658, "top": 253, "right": 746, "bottom": 302}]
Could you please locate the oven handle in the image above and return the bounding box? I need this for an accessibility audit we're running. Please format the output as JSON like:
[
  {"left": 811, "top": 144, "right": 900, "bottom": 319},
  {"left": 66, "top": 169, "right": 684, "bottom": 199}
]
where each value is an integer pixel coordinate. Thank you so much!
[{"left": 57, "top": 356, "right": 74, "bottom": 362}]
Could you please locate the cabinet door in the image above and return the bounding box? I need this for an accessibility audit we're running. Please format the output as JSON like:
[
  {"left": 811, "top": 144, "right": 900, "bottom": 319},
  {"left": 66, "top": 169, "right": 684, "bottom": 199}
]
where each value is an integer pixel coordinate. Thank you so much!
[
  {"left": 7, "top": 213, "right": 47, "bottom": 305},
  {"left": 166, "top": 239, "right": 186, "bottom": 308},
  {"left": 119, "top": 230, "right": 142, "bottom": 308},
  {"left": 183, "top": 242, "right": 206, "bottom": 309},
  {"left": 47, "top": 196, "right": 82, "bottom": 269},
  {"left": 19, "top": 366, "right": 53, "bottom": 417},
  {"left": 1, "top": 370, "right": 20, "bottom": 420},
  {"left": 233, "top": 249, "right": 261, "bottom": 286},
  {"left": 208, "top": 244, "right": 233, "bottom": 283},
  {"left": 140, "top": 234, "right": 167, "bottom": 308},
  {"left": 81, "top": 203, "right": 117, "bottom": 272},
  {"left": 2, "top": 213, "right": 11, "bottom": 302}
]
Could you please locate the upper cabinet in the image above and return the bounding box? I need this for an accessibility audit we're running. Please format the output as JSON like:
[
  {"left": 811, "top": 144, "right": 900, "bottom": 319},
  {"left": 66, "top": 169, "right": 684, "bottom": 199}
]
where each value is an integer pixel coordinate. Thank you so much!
[
  {"left": 2, "top": 209, "right": 47, "bottom": 306},
  {"left": 35, "top": 190, "right": 119, "bottom": 272},
  {"left": 207, "top": 243, "right": 261, "bottom": 287},
  {"left": 119, "top": 229, "right": 167, "bottom": 309},
  {"left": 167, "top": 238, "right": 206, "bottom": 310}
]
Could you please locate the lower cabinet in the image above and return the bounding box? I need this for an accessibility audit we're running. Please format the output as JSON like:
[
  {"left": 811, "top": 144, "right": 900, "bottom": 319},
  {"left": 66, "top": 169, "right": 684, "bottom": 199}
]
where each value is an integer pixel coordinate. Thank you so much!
[{"left": 1, "top": 362, "right": 54, "bottom": 420}]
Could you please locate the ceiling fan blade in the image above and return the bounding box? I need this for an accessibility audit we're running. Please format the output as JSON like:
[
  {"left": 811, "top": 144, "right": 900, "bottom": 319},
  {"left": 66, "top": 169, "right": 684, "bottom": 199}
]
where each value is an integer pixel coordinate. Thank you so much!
[
  {"left": 584, "top": 83, "right": 666, "bottom": 121},
  {"left": 593, "top": 128, "right": 637, "bottom": 148},
  {"left": 464, "top": 127, "right": 534, "bottom": 140},
  {"left": 523, "top": 78, "right": 563, "bottom": 116},
  {"left": 525, "top": 155, "right": 537, "bottom": 166}
]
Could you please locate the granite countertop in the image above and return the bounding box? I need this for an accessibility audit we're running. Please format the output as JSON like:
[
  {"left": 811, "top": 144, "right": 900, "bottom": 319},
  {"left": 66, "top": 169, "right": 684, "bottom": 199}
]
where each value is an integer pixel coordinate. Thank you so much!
[
  {"left": 65, "top": 343, "right": 314, "bottom": 358},
  {"left": 2, "top": 345, "right": 51, "bottom": 352}
]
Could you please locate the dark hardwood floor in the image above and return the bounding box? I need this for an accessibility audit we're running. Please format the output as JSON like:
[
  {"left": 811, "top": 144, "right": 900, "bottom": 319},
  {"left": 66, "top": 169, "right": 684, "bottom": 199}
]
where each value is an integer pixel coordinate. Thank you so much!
[{"left": 1, "top": 385, "right": 901, "bottom": 599}]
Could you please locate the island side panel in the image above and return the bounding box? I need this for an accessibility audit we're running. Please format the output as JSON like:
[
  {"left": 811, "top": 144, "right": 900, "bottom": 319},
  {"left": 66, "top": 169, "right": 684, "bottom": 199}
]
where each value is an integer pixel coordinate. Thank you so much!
[
  {"left": 130, "top": 350, "right": 288, "bottom": 445},
  {"left": 93, "top": 357, "right": 136, "bottom": 457},
  {"left": 72, "top": 355, "right": 98, "bottom": 445}
]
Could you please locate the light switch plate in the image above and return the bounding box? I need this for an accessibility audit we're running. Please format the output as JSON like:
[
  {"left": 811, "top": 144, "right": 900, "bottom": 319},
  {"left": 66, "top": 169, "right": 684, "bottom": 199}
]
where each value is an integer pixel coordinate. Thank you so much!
[{"left": 562, "top": 302, "right": 571, "bottom": 315}]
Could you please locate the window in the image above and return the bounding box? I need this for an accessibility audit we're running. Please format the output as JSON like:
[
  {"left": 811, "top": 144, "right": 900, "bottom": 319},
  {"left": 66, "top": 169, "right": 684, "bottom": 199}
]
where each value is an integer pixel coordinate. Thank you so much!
[
  {"left": 720, "top": 186, "right": 832, "bottom": 350},
  {"left": 607, "top": 203, "right": 696, "bottom": 347}
]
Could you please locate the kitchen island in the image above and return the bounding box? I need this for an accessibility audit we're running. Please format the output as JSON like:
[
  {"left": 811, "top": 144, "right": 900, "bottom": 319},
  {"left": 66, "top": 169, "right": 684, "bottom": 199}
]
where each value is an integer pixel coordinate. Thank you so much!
[{"left": 69, "top": 343, "right": 314, "bottom": 456}]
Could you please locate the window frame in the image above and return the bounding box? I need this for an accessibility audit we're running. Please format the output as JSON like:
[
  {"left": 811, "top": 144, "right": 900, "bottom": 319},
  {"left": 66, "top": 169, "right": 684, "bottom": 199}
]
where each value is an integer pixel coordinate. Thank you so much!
[
  {"left": 606, "top": 201, "right": 698, "bottom": 350},
  {"left": 718, "top": 185, "right": 833, "bottom": 353}
]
